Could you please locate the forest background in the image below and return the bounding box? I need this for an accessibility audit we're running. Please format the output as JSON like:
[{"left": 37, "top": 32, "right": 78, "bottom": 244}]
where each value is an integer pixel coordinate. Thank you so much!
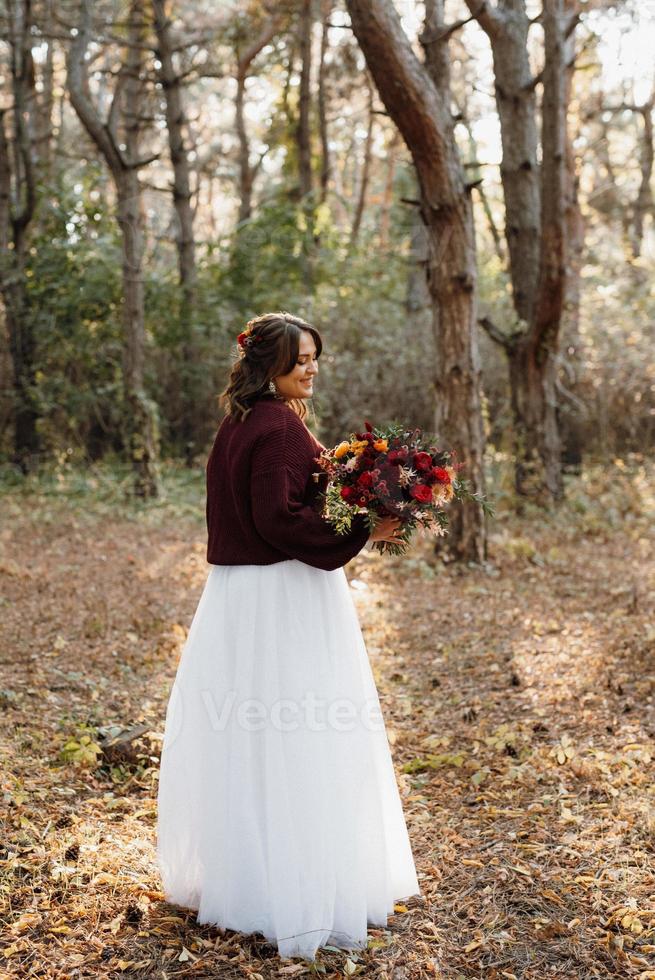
[
  {"left": 0, "top": 0, "right": 653, "bottom": 560},
  {"left": 2, "top": 3, "right": 655, "bottom": 977}
]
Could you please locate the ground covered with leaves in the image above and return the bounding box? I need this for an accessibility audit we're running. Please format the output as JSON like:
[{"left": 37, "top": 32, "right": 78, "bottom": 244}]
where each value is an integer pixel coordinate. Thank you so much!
[{"left": 1, "top": 458, "right": 654, "bottom": 979}]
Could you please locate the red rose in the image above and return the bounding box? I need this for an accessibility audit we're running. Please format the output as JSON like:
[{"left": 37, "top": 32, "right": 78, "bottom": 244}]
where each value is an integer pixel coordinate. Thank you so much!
[
  {"left": 387, "top": 449, "right": 407, "bottom": 465},
  {"left": 357, "top": 470, "right": 375, "bottom": 488},
  {"left": 413, "top": 451, "right": 432, "bottom": 471},
  {"left": 340, "top": 486, "right": 356, "bottom": 502},
  {"left": 432, "top": 466, "right": 450, "bottom": 484},
  {"left": 410, "top": 483, "right": 433, "bottom": 503}
]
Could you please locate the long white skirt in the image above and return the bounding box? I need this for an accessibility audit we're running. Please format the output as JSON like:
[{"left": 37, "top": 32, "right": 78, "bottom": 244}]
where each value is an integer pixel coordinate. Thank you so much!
[{"left": 156, "top": 558, "right": 420, "bottom": 961}]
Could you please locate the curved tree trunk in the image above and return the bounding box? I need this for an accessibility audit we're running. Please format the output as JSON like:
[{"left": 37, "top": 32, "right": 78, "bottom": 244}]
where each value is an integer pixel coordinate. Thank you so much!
[{"left": 347, "top": 0, "right": 487, "bottom": 562}]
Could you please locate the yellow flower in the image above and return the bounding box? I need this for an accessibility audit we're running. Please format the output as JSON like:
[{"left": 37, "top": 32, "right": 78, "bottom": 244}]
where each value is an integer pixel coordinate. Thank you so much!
[
  {"left": 334, "top": 441, "right": 351, "bottom": 459},
  {"left": 373, "top": 439, "right": 388, "bottom": 452},
  {"left": 351, "top": 440, "right": 368, "bottom": 455}
]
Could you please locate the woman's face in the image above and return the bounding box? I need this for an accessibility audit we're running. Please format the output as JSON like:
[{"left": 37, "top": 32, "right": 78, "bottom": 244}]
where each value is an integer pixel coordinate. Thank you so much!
[{"left": 274, "top": 330, "right": 319, "bottom": 401}]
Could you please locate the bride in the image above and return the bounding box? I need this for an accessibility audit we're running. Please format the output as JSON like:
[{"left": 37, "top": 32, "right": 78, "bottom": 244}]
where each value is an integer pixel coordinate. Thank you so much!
[{"left": 156, "top": 311, "right": 421, "bottom": 961}]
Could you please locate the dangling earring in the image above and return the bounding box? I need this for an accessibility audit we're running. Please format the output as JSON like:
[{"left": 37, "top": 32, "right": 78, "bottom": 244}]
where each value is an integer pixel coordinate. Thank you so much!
[{"left": 268, "top": 379, "right": 279, "bottom": 398}]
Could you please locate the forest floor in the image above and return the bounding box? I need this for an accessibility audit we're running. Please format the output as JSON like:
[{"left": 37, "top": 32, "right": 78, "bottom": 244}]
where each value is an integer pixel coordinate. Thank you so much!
[{"left": 1, "top": 458, "right": 654, "bottom": 980}]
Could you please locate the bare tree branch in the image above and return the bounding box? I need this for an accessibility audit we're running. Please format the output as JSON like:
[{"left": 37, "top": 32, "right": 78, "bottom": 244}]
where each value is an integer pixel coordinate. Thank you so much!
[
  {"left": 236, "top": 13, "right": 283, "bottom": 76},
  {"left": 479, "top": 315, "right": 514, "bottom": 351},
  {"left": 461, "top": 0, "right": 505, "bottom": 40},
  {"left": 67, "top": 0, "right": 125, "bottom": 176}
]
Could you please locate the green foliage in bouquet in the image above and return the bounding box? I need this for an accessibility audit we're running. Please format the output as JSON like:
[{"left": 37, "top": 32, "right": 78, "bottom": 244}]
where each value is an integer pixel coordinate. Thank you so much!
[{"left": 316, "top": 419, "right": 493, "bottom": 556}]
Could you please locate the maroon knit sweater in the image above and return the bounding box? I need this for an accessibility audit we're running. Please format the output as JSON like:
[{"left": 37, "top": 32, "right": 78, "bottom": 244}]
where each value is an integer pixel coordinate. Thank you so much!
[{"left": 206, "top": 395, "right": 371, "bottom": 571}]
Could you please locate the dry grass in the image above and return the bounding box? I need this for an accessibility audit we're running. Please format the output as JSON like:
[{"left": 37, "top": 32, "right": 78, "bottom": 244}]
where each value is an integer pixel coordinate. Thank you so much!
[{"left": 1, "top": 458, "right": 654, "bottom": 979}]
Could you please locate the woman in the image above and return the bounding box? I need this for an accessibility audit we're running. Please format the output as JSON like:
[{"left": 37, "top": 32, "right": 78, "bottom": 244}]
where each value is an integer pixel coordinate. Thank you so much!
[{"left": 156, "top": 311, "right": 421, "bottom": 961}]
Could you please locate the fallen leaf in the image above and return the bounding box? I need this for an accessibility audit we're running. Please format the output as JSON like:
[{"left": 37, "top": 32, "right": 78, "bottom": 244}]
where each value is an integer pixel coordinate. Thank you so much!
[{"left": 9, "top": 911, "right": 42, "bottom": 934}]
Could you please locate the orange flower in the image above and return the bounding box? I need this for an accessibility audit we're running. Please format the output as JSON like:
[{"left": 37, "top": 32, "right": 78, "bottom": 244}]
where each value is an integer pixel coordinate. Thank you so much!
[
  {"left": 334, "top": 441, "right": 351, "bottom": 459},
  {"left": 432, "top": 481, "right": 454, "bottom": 504},
  {"left": 373, "top": 438, "right": 388, "bottom": 451}
]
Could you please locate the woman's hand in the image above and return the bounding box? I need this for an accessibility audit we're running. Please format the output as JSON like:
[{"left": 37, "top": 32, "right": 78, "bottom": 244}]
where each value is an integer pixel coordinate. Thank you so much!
[{"left": 368, "top": 515, "right": 402, "bottom": 544}]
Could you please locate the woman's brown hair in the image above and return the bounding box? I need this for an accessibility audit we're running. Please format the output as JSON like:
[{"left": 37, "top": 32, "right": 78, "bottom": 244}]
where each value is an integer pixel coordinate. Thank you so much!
[{"left": 218, "top": 311, "right": 323, "bottom": 423}]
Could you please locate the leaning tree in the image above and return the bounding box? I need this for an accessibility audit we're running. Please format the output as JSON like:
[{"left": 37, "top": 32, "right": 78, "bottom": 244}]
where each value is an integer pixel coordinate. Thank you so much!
[{"left": 346, "top": 0, "right": 488, "bottom": 562}]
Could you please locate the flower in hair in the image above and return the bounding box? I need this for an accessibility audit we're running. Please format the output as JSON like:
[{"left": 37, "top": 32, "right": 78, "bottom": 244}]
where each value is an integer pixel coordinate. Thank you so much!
[{"left": 237, "top": 324, "right": 262, "bottom": 350}]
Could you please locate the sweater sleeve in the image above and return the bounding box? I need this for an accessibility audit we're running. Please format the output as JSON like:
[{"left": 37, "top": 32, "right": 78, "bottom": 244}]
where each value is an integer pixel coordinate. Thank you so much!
[{"left": 250, "top": 414, "right": 371, "bottom": 571}]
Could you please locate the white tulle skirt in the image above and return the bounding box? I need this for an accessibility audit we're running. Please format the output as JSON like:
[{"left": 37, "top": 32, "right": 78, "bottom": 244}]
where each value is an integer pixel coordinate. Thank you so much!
[{"left": 156, "top": 558, "right": 420, "bottom": 961}]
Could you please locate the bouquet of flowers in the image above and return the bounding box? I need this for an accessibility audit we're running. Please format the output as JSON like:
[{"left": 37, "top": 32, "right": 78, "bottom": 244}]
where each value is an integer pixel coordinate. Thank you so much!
[{"left": 315, "top": 419, "right": 488, "bottom": 555}]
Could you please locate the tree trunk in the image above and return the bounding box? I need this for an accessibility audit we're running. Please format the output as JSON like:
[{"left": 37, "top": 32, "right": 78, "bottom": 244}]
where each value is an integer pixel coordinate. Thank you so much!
[
  {"left": 518, "top": 0, "right": 568, "bottom": 501},
  {"left": 121, "top": 4, "right": 159, "bottom": 498},
  {"left": 232, "top": 12, "right": 280, "bottom": 224},
  {"left": 378, "top": 130, "right": 400, "bottom": 249},
  {"left": 562, "top": 15, "right": 584, "bottom": 344},
  {"left": 34, "top": 0, "right": 55, "bottom": 179},
  {"left": 347, "top": 0, "right": 487, "bottom": 562},
  {"left": 466, "top": 0, "right": 575, "bottom": 501},
  {"left": 318, "top": 0, "right": 332, "bottom": 204},
  {"left": 4, "top": 255, "right": 39, "bottom": 469},
  {"left": 152, "top": 0, "right": 199, "bottom": 465},
  {"left": 297, "top": 0, "right": 313, "bottom": 200},
  {"left": 67, "top": 0, "right": 159, "bottom": 498},
  {"left": 463, "top": 0, "right": 540, "bottom": 325},
  {"left": 559, "top": 5, "right": 585, "bottom": 473},
  {"left": 491, "top": 0, "right": 569, "bottom": 502},
  {"left": 0, "top": 0, "right": 40, "bottom": 472},
  {"left": 349, "top": 75, "right": 374, "bottom": 246},
  {"left": 235, "top": 69, "right": 253, "bottom": 223},
  {"left": 405, "top": 202, "right": 430, "bottom": 313},
  {"left": 454, "top": 99, "right": 505, "bottom": 265},
  {"left": 631, "top": 90, "right": 654, "bottom": 259},
  {"left": 0, "top": 159, "right": 39, "bottom": 469},
  {"left": 508, "top": 333, "right": 560, "bottom": 499},
  {"left": 116, "top": 166, "right": 158, "bottom": 498}
]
